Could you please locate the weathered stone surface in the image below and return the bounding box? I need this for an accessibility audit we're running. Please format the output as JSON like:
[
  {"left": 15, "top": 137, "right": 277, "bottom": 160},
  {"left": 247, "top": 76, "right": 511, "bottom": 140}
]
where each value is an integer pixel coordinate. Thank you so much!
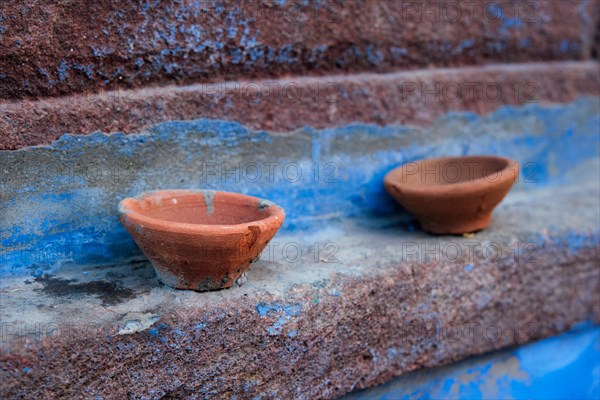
[
  {"left": 1, "top": 60, "right": 599, "bottom": 150},
  {"left": 0, "top": 0, "right": 597, "bottom": 100},
  {"left": 1, "top": 180, "right": 599, "bottom": 398},
  {"left": 594, "top": 9, "right": 600, "bottom": 59}
]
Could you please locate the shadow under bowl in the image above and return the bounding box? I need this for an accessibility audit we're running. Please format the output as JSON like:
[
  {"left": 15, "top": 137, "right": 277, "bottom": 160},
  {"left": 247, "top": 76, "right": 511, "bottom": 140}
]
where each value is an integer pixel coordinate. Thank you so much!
[
  {"left": 384, "top": 156, "right": 519, "bottom": 234},
  {"left": 118, "top": 190, "right": 285, "bottom": 291}
]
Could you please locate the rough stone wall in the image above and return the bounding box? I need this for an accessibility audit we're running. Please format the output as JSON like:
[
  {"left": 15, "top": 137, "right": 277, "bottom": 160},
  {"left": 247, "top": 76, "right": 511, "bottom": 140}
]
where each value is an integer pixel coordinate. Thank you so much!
[
  {"left": 0, "top": 0, "right": 598, "bottom": 99},
  {"left": 1, "top": 61, "right": 598, "bottom": 150}
]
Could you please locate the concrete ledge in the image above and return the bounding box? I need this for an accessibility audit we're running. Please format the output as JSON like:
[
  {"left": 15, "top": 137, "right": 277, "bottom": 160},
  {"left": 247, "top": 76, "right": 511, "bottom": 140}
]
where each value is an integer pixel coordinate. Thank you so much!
[
  {"left": 1, "top": 0, "right": 597, "bottom": 100},
  {"left": 1, "top": 180, "right": 599, "bottom": 398},
  {"left": 1, "top": 60, "right": 599, "bottom": 150}
]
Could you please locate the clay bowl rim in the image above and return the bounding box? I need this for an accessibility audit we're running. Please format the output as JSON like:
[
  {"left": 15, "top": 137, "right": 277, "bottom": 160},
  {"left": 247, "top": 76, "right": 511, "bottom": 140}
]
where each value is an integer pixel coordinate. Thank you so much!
[
  {"left": 384, "top": 155, "right": 519, "bottom": 197},
  {"left": 118, "top": 189, "right": 285, "bottom": 236}
]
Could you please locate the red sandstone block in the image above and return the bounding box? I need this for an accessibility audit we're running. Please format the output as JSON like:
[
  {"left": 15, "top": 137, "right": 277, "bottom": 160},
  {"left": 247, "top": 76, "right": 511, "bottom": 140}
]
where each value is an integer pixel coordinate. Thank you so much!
[
  {"left": 0, "top": 60, "right": 598, "bottom": 150},
  {"left": 0, "top": 0, "right": 598, "bottom": 99}
]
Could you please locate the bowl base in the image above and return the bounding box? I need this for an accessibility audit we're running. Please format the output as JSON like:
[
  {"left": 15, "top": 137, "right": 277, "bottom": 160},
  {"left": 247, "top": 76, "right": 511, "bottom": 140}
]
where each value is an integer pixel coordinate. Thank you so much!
[
  {"left": 419, "top": 214, "right": 492, "bottom": 235},
  {"left": 155, "top": 265, "right": 250, "bottom": 291}
]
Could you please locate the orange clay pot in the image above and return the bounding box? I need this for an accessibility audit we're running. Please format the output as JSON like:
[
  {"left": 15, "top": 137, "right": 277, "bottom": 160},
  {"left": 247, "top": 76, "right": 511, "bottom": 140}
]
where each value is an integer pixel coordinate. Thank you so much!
[
  {"left": 118, "top": 190, "right": 285, "bottom": 291},
  {"left": 384, "top": 156, "right": 519, "bottom": 234}
]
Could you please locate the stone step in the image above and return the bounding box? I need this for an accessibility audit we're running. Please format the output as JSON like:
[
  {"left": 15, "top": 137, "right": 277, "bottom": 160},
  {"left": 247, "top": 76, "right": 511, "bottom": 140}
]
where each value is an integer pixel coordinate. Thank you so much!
[
  {"left": 1, "top": 174, "right": 598, "bottom": 398},
  {"left": 2, "top": 96, "right": 598, "bottom": 275},
  {"left": 1, "top": 60, "right": 598, "bottom": 150},
  {"left": 1, "top": 0, "right": 598, "bottom": 99}
]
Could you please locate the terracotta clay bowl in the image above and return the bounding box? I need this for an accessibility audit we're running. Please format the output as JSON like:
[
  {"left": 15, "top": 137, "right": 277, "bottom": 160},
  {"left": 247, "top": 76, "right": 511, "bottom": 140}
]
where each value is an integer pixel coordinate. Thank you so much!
[
  {"left": 118, "top": 190, "right": 285, "bottom": 291},
  {"left": 384, "top": 156, "right": 519, "bottom": 234}
]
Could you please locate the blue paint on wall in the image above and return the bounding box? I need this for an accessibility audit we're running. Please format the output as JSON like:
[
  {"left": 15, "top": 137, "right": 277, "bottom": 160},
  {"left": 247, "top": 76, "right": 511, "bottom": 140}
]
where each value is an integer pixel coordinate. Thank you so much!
[
  {"left": 1, "top": 98, "right": 599, "bottom": 276},
  {"left": 345, "top": 325, "right": 600, "bottom": 400},
  {"left": 256, "top": 301, "right": 302, "bottom": 335}
]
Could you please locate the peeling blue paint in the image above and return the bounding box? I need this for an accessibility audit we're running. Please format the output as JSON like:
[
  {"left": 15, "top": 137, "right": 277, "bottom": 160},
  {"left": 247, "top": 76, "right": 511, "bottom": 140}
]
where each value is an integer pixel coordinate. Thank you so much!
[
  {"left": 519, "top": 37, "right": 532, "bottom": 48},
  {"left": 256, "top": 302, "right": 280, "bottom": 317},
  {"left": 195, "top": 322, "right": 206, "bottom": 331},
  {"left": 37, "top": 68, "right": 56, "bottom": 86},
  {"left": 366, "top": 45, "right": 384, "bottom": 65},
  {"left": 256, "top": 301, "right": 302, "bottom": 335},
  {"left": 453, "top": 38, "right": 474, "bottom": 55},
  {"left": 256, "top": 302, "right": 302, "bottom": 317},
  {"left": 57, "top": 60, "right": 70, "bottom": 82}
]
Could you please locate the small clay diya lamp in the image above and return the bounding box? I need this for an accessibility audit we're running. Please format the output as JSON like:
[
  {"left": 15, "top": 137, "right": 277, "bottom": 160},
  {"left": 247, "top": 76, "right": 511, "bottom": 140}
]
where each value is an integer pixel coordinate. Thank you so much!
[
  {"left": 118, "top": 190, "right": 285, "bottom": 291},
  {"left": 384, "top": 156, "right": 519, "bottom": 234}
]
